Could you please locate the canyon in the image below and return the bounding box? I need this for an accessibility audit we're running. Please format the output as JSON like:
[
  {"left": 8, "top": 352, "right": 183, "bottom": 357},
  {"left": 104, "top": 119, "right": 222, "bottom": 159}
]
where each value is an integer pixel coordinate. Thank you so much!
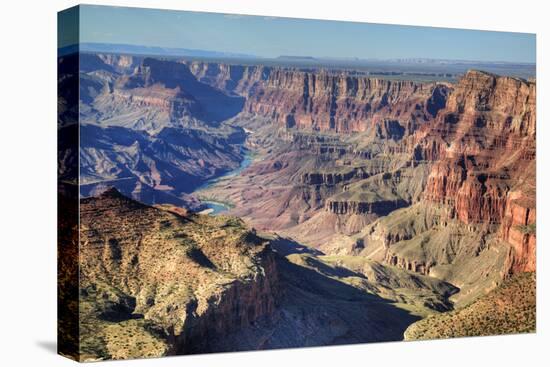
[
  {"left": 63, "top": 52, "right": 536, "bottom": 359},
  {"left": 77, "top": 188, "right": 458, "bottom": 360}
]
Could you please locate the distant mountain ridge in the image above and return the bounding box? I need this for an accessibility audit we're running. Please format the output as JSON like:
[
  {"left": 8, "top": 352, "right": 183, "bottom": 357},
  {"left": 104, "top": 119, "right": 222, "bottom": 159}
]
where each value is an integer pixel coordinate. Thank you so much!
[
  {"left": 58, "top": 42, "right": 258, "bottom": 59},
  {"left": 57, "top": 43, "right": 535, "bottom": 80}
]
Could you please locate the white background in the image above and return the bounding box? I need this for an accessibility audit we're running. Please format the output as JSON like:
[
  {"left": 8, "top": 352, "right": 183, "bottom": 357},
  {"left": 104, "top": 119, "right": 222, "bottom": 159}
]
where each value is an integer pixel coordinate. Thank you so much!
[{"left": 0, "top": 0, "right": 547, "bottom": 365}]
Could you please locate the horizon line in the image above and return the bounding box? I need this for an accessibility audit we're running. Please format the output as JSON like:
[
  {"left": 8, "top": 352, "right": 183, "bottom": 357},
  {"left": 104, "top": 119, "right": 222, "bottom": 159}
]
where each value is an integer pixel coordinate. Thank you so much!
[{"left": 59, "top": 42, "right": 537, "bottom": 65}]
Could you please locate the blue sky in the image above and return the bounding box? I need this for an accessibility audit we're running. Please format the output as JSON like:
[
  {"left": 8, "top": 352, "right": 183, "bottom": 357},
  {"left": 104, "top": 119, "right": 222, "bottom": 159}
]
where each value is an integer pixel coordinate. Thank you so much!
[{"left": 71, "top": 5, "right": 535, "bottom": 63}]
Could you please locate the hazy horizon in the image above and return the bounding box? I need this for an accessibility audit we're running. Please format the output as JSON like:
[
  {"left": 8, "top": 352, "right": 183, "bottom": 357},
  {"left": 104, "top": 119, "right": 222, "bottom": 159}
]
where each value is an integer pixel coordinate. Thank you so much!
[{"left": 59, "top": 5, "right": 536, "bottom": 64}]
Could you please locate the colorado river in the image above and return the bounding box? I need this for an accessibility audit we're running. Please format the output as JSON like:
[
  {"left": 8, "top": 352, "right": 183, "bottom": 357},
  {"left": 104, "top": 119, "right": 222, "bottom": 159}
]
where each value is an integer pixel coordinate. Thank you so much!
[{"left": 195, "top": 147, "right": 253, "bottom": 215}]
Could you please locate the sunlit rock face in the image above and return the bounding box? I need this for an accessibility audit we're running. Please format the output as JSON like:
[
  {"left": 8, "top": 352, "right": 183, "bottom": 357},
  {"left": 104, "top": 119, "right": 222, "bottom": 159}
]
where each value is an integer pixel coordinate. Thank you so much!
[{"left": 189, "top": 61, "right": 451, "bottom": 133}]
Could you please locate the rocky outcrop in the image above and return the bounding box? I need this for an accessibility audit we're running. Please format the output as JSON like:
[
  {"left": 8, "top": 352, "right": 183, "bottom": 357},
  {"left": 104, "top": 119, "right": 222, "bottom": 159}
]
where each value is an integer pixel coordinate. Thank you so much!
[
  {"left": 370, "top": 71, "right": 538, "bottom": 280},
  {"left": 79, "top": 189, "right": 279, "bottom": 359},
  {"left": 424, "top": 158, "right": 510, "bottom": 224},
  {"left": 326, "top": 199, "right": 407, "bottom": 215},
  {"left": 454, "top": 173, "right": 508, "bottom": 224},
  {"left": 384, "top": 253, "right": 434, "bottom": 275},
  {"left": 375, "top": 119, "right": 406, "bottom": 140},
  {"left": 174, "top": 255, "right": 278, "bottom": 354},
  {"left": 443, "top": 70, "right": 535, "bottom": 137},
  {"left": 423, "top": 156, "right": 467, "bottom": 206},
  {"left": 187, "top": 62, "right": 268, "bottom": 96},
  {"left": 301, "top": 169, "right": 368, "bottom": 186},
  {"left": 97, "top": 53, "right": 139, "bottom": 72},
  {"left": 501, "top": 191, "right": 536, "bottom": 273},
  {"left": 422, "top": 71, "right": 536, "bottom": 231}
]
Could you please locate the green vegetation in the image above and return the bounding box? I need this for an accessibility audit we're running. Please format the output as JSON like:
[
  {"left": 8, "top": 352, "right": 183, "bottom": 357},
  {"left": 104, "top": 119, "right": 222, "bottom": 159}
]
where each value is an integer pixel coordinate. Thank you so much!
[
  {"left": 78, "top": 192, "right": 269, "bottom": 360},
  {"left": 516, "top": 222, "right": 536, "bottom": 235},
  {"left": 404, "top": 272, "right": 536, "bottom": 340}
]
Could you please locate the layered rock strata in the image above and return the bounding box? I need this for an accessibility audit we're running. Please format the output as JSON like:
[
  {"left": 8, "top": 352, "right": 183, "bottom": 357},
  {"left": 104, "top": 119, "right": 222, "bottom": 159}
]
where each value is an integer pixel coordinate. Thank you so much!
[
  {"left": 188, "top": 61, "right": 451, "bottom": 133},
  {"left": 419, "top": 71, "right": 536, "bottom": 273}
]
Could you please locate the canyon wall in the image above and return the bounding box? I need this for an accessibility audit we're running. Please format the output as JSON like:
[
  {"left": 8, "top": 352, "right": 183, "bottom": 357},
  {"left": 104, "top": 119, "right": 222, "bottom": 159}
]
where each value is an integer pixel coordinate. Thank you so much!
[
  {"left": 190, "top": 62, "right": 536, "bottom": 277},
  {"left": 78, "top": 55, "right": 250, "bottom": 208},
  {"left": 83, "top": 56, "right": 245, "bottom": 130},
  {"left": 357, "top": 71, "right": 536, "bottom": 280},
  {"left": 420, "top": 70, "right": 536, "bottom": 273},
  {"left": 85, "top": 56, "right": 536, "bottom": 276},
  {"left": 501, "top": 191, "right": 536, "bottom": 273},
  {"left": 188, "top": 61, "right": 451, "bottom": 133}
]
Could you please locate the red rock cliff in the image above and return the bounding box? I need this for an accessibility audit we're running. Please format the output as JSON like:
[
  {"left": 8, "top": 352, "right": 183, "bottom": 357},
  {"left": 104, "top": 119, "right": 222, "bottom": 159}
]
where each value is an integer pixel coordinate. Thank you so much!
[
  {"left": 190, "top": 63, "right": 536, "bottom": 275},
  {"left": 501, "top": 189, "right": 536, "bottom": 273},
  {"left": 188, "top": 61, "right": 451, "bottom": 133},
  {"left": 421, "top": 71, "right": 536, "bottom": 273}
]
